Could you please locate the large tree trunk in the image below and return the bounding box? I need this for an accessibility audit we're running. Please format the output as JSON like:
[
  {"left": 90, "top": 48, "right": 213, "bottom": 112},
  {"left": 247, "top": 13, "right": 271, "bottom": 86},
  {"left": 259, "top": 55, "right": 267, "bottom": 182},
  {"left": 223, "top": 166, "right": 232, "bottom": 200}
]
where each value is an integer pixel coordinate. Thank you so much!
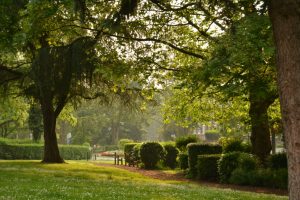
[
  {"left": 269, "top": 0, "right": 300, "bottom": 198},
  {"left": 249, "top": 96, "right": 272, "bottom": 162},
  {"left": 41, "top": 100, "right": 64, "bottom": 163}
]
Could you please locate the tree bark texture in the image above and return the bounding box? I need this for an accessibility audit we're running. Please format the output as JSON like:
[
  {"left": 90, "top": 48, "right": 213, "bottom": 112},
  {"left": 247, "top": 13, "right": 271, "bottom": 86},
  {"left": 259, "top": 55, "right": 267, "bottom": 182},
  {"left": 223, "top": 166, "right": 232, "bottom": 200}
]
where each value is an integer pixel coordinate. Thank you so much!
[
  {"left": 41, "top": 99, "right": 64, "bottom": 163},
  {"left": 249, "top": 96, "right": 272, "bottom": 162},
  {"left": 269, "top": 0, "right": 300, "bottom": 198}
]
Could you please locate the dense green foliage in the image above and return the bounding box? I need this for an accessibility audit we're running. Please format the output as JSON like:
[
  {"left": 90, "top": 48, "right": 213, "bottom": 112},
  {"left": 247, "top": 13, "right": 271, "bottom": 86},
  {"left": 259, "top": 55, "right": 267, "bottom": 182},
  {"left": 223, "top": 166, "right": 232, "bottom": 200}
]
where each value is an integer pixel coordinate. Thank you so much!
[
  {"left": 220, "top": 137, "right": 251, "bottom": 153},
  {"left": 162, "top": 144, "right": 179, "bottom": 169},
  {"left": 267, "top": 153, "right": 287, "bottom": 170},
  {"left": 175, "top": 135, "right": 198, "bottom": 152},
  {"left": 197, "top": 154, "right": 221, "bottom": 181},
  {"left": 140, "top": 142, "right": 164, "bottom": 169},
  {"left": 187, "top": 143, "right": 222, "bottom": 177},
  {"left": 0, "top": 161, "right": 287, "bottom": 200}
]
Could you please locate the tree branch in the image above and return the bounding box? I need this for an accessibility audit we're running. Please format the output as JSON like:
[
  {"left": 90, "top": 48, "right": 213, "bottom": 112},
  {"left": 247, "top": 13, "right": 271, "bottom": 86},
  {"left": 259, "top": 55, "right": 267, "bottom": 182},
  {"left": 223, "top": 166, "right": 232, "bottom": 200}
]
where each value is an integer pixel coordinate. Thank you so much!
[{"left": 104, "top": 33, "right": 205, "bottom": 59}]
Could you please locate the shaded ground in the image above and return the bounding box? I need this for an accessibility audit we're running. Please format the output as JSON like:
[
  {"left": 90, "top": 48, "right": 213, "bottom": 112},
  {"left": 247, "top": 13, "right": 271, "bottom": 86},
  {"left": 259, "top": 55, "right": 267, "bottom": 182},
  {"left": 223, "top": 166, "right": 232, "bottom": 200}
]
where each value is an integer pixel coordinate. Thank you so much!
[{"left": 94, "top": 162, "right": 288, "bottom": 197}]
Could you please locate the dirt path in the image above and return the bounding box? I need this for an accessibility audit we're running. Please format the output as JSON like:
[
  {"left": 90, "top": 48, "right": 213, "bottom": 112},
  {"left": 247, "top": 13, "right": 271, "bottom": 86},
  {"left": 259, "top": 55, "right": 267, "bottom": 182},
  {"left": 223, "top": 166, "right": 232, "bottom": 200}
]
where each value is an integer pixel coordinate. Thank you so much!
[{"left": 94, "top": 163, "right": 288, "bottom": 196}]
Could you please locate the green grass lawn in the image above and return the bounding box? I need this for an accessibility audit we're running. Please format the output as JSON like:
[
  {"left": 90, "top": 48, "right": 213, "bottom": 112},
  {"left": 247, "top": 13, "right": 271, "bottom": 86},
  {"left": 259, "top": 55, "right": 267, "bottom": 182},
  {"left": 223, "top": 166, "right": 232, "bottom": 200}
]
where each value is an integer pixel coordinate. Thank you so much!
[{"left": 0, "top": 160, "right": 287, "bottom": 200}]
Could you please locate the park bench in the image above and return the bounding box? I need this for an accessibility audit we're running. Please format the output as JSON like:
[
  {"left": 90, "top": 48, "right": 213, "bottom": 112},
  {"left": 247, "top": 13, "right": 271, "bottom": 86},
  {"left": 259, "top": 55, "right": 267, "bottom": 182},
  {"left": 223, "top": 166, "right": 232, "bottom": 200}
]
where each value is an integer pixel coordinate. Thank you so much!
[{"left": 114, "top": 152, "right": 124, "bottom": 165}]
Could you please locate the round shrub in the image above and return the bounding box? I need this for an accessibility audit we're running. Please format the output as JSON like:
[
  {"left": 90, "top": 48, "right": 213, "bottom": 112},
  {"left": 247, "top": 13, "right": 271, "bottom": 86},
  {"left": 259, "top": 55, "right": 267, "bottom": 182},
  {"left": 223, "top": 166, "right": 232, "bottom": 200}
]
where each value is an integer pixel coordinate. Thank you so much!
[
  {"left": 163, "top": 144, "right": 179, "bottom": 169},
  {"left": 175, "top": 135, "right": 198, "bottom": 151},
  {"left": 140, "top": 142, "right": 164, "bottom": 169},
  {"left": 178, "top": 152, "right": 189, "bottom": 170},
  {"left": 267, "top": 153, "right": 287, "bottom": 169}
]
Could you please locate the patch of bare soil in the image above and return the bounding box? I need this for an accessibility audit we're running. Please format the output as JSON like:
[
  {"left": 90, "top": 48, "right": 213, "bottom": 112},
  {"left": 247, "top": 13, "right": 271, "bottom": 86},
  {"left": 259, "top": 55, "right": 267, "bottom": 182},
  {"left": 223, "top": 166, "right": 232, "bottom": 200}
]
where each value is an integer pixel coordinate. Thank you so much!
[{"left": 94, "top": 163, "right": 288, "bottom": 196}]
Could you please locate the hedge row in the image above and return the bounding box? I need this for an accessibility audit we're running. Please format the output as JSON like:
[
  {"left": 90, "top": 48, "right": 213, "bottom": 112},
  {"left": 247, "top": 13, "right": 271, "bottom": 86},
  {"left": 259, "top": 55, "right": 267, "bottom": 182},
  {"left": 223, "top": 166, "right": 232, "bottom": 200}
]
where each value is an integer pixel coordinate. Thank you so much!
[
  {"left": 187, "top": 143, "right": 222, "bottom": 177},
  {"left": 124, "top": 142, "right": 179, "bottom": 169},
  {"left": 194, "top": 150, "right": 287, "bottom": 189},
  {"left": 0, "top": 143, "right": 91, "bottom": 160}
]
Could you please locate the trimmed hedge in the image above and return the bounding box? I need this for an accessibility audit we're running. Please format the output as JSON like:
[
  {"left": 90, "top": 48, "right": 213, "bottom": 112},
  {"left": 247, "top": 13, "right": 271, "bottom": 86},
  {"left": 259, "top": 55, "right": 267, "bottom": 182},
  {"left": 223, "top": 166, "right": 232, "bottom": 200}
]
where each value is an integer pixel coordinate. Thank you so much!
[
  {"left": 187, "top": 143, "right": 222, "bottom": 177},
  {"left": 0, "top": 143, "right": 43, "bottom": 159},
  {"left": 59, "top": 145, "right": 91, "bottom": 160},
  {"left": 163, "top": 144, "right": 179, "bottom": 169},
  {"left": 175, "top": 135, "right": 198, "bottom": 152},
  {"left": 267, "top": 153, "right": 287, "bottom": 169},
  {"left": 178, "top": 152, "right": 189, "bottom": 170},
  {"left": 140, "top": 142, "right": 164, "bottom": 169},
  {"left": 197, "top": 154, "right": 221, "bottom": 181},
  {"left": 0, "top": 143, "right": 91, "bottom": 160}
]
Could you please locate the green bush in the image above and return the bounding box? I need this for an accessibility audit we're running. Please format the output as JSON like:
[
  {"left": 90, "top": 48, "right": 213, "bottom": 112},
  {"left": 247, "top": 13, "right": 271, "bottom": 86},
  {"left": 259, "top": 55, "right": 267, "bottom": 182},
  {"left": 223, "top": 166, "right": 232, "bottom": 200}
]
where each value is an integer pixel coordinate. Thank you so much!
[
  {"left": 187, "top": 143, "right": 222, "bottom": 178},
  {"left": 229, "top": 168, "right": 287, "bottom": 189},
  {"left": 218, "top": 152, "right": 241, "bottom": 183},
  {"left": 178, "top": 152, "right": 189, "bottom": 170},
  {"left": 124, "top": 143, "right": 139, "bottom": 164},
  {"left": 118, "top": 139, "right": 134, "bottom": 150},
  {"left": 175, "top": 135, "right": 198, "bottom": 151},
  {"left": 267, "top": 153, "right": 287, "bottom": 169},
  {"left": 163, "top": 144, "right": 179, "bottom": 169},
  {"left": 220, "top": 137, "right": 251, "bottom": 153},
  {"left": 0, "top": 143, "right": 91, "bottom": 160},
  {"left": 218, "top": 152, "right": 259, "bottom": 183},
  {"left": 140, "top": 142, "right": 164, "bottom": 169},
  {"left": 197, "top": 154, "right": 221, "bottom": 181},
  {"left": 238, "top": 153, "right": 260, "bottom": 170},
  {"left": 0, "top": 143, "right": 43, "bottom": 159}
]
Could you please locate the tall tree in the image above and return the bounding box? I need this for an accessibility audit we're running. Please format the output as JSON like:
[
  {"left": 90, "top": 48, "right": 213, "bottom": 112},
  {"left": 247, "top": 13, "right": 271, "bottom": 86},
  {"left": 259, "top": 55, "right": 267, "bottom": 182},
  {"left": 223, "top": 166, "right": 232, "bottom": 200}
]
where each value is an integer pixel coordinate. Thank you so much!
[
  {"left": 198, "top": 13, "right": 277, "bottom": 161},
  {"left": 0, "top": 0, "right": 151, "bottom": 163},
  {"left": 268, "top": 0, "right": 300, "bottom": 198},
  {"left": 112, "top": 0, "right": 277, "bottom": 161}
]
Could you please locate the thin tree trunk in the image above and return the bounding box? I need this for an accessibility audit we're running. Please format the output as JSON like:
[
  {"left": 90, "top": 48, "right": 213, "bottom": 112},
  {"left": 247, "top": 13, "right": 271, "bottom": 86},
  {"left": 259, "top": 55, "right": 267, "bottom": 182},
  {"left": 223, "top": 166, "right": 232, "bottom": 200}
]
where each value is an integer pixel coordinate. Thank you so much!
[
  {"left": 271, "top": 131, "right": 276, "bottom": 154},
  {"left": 41, "top": 100, "right": 63, "bottom": 163},
  {"left": 269, "top": 0, "right": 300, "bottom": 198},
  {"left": 249, "top": 98, "right": 272, "bottom": 162}
]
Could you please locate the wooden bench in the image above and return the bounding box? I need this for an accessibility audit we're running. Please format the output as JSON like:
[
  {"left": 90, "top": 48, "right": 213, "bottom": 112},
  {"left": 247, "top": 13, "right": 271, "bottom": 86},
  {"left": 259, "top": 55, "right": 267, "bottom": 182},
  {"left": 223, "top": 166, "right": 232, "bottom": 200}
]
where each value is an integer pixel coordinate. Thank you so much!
[{"left": 124, "top": 152, "right": 140, "bottom": 167}]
